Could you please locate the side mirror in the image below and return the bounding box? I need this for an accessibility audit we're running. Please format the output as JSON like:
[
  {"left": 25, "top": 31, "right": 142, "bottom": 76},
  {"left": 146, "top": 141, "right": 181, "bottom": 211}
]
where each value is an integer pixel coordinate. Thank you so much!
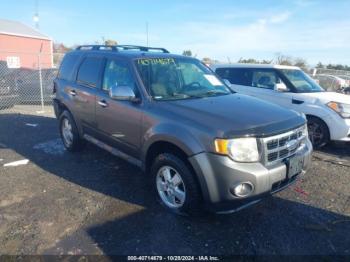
[
  {"left": 223, "top": 79, "right": 231, "bottom": 86},
  {"left": 109, "top": 85, "right": 139, "bottom": 102},
  {"left": 275, "top": 83, "right": 288, "bottom": 92}
]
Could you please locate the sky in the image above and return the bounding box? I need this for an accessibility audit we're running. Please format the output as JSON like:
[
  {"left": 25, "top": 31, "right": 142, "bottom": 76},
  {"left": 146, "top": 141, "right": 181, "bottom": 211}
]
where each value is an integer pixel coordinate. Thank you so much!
[{"left": 1, "top": 0, "right": 350, "bottom": 65}]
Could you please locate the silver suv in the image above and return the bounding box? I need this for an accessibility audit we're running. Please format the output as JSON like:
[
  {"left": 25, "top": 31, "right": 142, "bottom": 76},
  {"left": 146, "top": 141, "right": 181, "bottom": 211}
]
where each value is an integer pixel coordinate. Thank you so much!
[{"left": 53, "top": 45, "right": 312, "bottom": 214}]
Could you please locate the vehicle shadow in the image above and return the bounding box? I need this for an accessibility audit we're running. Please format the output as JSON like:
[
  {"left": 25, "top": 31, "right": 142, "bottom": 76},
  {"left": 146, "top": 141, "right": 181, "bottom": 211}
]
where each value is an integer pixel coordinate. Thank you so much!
[
  {"left": 0, "top": 113, "right": 349, "bottom": 255},
  {"left": 317, "top": 141, "right": 350, "bottom": 159}
]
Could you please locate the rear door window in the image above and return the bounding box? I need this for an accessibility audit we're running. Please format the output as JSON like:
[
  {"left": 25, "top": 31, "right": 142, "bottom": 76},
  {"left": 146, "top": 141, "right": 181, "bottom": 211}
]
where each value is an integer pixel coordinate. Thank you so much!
[
  {"left": 77, "top": 57, "right": 104, "bottom": 88},
  {"left": 215, "top": 68, "right": 252, "bottom": 86}
]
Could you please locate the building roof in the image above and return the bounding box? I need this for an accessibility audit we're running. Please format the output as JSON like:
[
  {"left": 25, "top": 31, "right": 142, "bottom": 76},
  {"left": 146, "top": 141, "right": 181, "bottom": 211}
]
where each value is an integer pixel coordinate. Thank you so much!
[
  {"left": 211, "top": 63, "right": 301, "bottom": 70},
  {"left": 0, "top": 18, "right": 50, "bottom": 40}
]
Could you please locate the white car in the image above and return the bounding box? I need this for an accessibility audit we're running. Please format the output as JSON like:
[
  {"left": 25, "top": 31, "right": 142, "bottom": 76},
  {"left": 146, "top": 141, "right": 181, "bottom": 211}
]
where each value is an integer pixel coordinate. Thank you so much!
[
  {"left": 211, "top": 63, "right": 350, "bottom": 147},
  {"left": 313, "top": 74, "right": 348, "bottom": 92}
]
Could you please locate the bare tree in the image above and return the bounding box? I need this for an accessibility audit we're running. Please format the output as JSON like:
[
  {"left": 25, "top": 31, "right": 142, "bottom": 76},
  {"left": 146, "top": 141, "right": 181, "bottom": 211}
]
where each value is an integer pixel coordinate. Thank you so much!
[
  {"left": 104, "top": 39, "right": 118, "bottom": 46},
  {"left": 274, "top": 53, "right": 293, "bottom": 65},
  {"left": 294, "top": 57, "right": 308, "bottom": 68}
]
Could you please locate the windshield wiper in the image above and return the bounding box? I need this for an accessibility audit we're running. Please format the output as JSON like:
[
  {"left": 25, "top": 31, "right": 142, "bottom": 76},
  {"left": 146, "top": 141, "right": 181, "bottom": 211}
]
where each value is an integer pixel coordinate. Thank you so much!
[
  {"left": 202, "top": 90, "right": 229, "bottom": 96},
  {"left": 172, "top": 93, "right": 202, "bottom": 99}
]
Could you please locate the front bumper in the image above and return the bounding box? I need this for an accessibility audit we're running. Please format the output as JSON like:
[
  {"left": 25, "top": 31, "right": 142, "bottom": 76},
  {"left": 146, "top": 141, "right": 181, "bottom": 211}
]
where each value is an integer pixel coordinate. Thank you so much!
[
  {"left": 323, "top": 114, "right": 350, "bottom": 142},
  {"left": 188, "top": 139, "right": 312, "bottom": 213},
  {"left": 337, "top": 118, "right": 350, "bottom": 141}
]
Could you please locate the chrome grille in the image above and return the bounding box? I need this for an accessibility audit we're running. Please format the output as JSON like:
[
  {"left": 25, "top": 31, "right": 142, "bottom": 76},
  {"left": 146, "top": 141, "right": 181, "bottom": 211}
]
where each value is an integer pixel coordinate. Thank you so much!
[{"left": 262, "top": 125, "right": 307, "bottom": 165}]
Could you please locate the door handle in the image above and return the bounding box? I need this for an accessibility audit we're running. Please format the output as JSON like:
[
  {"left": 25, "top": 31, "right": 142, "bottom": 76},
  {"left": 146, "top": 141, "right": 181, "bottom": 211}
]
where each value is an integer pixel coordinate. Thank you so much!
[
  {"left": 69, "top": 90, "right": 76, "bottom": 96},
  {"left": 98, "top": 100, "right": 108, "bottom": 108}
]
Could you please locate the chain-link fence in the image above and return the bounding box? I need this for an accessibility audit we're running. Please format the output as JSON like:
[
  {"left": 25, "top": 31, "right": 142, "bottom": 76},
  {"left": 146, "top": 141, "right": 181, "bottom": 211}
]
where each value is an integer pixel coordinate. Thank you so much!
[
  {"left": 0, "top": 51, "right": 64, "bottom": 116},
  {"left": 306, "top": 68, "right": 350, "bottom": 94}
]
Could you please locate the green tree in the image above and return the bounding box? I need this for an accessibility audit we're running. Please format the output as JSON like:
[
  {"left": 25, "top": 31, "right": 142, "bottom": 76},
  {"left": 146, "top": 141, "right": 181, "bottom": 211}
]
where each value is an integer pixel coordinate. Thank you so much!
[
  {"left": 238, "top": 58, "right": 259, "bottom": 64},
  {"left": 316, "top": 62, "right": 324, "bottom": 68},
  {"left": 182, "top": 50, "right": 192, "bottom": 57},
  {"left": 238, "top": 58, "right": 272, "bottom": 64}
]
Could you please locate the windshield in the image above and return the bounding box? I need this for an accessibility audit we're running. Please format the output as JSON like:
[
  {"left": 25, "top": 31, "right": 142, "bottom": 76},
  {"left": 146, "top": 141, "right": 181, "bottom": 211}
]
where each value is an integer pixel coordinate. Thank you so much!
[
  {"left": 279, "top": 69, "right": 324, "bottom": 93},
  {"left": 135, "top": 57, "right": 231, "bottom": 100}
]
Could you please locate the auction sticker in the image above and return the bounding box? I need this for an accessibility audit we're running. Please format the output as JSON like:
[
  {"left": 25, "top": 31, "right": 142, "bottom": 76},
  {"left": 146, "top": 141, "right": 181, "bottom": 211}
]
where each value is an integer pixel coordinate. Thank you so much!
[{"left": 204, "top": 74, "right": 222, "bottom": 86}]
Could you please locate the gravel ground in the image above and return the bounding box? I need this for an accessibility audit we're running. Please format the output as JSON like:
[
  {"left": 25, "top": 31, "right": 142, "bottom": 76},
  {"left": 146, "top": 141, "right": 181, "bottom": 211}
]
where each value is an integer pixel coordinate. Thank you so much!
[{"left": 0, "top": 111, "right": 349, "bottom": 256}]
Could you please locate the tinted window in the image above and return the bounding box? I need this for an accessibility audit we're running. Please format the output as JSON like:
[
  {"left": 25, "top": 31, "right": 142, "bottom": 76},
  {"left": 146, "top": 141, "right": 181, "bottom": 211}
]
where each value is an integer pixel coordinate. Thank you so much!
[
  {"left": 102, "top": 60, "right": 134, "bottom": 91},
  {"left": 77, "top": 57, "right": 104, "bottom": 87},
  {"left": 58, "top": 54, "right": 79, "bottom": 81},
  {"left": 215, "top": 68, "right": 252, "bottom": 86}
]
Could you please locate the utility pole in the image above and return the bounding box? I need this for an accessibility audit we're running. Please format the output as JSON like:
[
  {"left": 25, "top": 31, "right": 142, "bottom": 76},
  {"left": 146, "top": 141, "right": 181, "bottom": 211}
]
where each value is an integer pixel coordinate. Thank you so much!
[{"left": 33, "top": 0, "right": 39, "bottom": 29}]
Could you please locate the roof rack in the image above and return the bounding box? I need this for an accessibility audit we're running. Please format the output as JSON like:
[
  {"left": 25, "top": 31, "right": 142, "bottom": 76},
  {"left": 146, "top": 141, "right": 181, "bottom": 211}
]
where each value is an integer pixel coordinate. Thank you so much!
[
  {"left": 117, "top": 45, "right": 169, "bottom": 53},
  {"left": 75, "top": 45, "right": 118, "bottom": 51},
  {"left": 75, "top": 45, "right": 169, "bottom": 53}
]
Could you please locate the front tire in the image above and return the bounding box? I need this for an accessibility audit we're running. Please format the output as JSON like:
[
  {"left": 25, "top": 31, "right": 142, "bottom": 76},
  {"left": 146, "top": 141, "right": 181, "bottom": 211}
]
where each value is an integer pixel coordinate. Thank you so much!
[
  {"left": 59, "top": 111, "right": 84, "bottom": 152},
  {"left": 307, "top": 116, "right": 330, "bottom": 148},
  {"left": 151, "top": 153, "right": 202, "bottom": 215}
]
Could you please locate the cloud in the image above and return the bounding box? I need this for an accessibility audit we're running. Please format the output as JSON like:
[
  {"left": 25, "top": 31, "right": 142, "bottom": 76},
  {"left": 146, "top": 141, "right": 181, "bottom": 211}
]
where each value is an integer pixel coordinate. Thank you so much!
[
  {"left": 269, "top": 12, "right": 291, "bottom": 24},
  {"left": 166, "top": 16, "right": 350, "bottom": 64}
]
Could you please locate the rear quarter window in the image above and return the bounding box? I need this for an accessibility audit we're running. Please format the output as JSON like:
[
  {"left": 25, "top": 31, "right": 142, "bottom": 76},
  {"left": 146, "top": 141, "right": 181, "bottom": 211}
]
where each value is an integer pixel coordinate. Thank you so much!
[{"left": 57, "top": 53, "right": 80, "bottom": 81}]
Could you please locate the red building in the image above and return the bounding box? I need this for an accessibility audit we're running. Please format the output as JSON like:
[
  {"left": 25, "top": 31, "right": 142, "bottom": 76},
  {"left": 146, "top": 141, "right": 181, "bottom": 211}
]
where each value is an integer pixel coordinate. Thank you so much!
[{"left": 0, "top": 18, "right": 53, "bottom": 69}]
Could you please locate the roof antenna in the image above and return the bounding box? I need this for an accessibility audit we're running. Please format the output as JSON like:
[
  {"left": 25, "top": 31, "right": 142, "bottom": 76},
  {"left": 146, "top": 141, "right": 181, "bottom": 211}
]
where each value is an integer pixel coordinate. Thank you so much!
[{"left": 33, "top": 0, "right": 39, "bottom": 29}]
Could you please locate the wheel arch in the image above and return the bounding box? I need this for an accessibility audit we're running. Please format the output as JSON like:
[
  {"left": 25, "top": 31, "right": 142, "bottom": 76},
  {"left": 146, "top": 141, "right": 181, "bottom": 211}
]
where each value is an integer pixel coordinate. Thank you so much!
[
  {"left": 306, "top": 114, "right": 330, "bottom": 145},
  {"left": 144, "top": 140, "right": 204, "bottom": 205},
  {"left": 54, "top": 99, "right": 83, "bottom": 136}
]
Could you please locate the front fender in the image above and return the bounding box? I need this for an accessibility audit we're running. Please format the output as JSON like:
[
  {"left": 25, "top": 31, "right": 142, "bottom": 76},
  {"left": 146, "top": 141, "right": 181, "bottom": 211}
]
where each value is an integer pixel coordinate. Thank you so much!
[{"left": 141, "top": 123, "right": 205, "bottom": 163}]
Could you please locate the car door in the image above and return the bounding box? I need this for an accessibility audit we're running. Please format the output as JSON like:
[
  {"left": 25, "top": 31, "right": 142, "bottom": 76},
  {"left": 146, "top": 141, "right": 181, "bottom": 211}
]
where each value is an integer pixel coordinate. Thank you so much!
[
  {"left": 243, "top": 68, "right": 294, "bottom": 106},
  {"left": 95, "top": 58, "right": 142, "bottom": 158},
  {"left": 68, "top": 55, "right": 104, "bottom": 133}
]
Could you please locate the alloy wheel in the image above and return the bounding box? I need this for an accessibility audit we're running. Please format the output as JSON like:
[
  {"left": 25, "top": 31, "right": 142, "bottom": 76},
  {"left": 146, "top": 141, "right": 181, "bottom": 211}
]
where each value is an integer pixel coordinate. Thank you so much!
[
  {"left": 156, "top": 166, "right": 186, "bottom": 208},
  {"left": 61, "top": 118, "right": 73, "bottom": 147}
]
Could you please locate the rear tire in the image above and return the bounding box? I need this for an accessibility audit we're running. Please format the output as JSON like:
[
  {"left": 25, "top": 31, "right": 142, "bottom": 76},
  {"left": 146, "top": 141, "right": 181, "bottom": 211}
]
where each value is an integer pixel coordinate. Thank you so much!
[
  {"left": 59, "top": 110, "right": 84, "bottom": 152},
  {"left": 307, "top": 116, "right": 330, "bottom": 148},
  {"left": 151, "top": 153, "right": 203, "bottom": 215}
]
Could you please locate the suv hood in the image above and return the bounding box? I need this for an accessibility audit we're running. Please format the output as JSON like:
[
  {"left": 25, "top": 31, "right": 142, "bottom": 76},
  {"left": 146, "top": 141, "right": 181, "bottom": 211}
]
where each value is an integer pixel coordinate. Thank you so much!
[
  {"left": 157, "top": 94, "right": 305, "bottom": 138},
  {"left": 299, "top": 91, "right": 350, "bottom": 104}
]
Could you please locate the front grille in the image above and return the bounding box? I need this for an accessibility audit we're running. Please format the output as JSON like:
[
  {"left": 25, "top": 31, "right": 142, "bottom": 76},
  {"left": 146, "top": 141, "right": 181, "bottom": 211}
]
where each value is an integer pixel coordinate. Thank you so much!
[{"left": 262, "top": 125, "right": 307, "bottom": 166}]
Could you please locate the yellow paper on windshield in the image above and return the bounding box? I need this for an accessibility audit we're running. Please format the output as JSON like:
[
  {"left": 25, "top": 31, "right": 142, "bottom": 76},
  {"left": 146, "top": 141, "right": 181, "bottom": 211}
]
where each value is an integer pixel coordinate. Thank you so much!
[{"left": 204, "top": 74, "right": 222, "bottom": 86}]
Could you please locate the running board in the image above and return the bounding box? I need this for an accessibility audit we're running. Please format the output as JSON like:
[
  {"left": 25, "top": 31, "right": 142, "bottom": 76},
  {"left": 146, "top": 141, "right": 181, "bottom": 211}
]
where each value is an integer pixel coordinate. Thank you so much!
[{"left": 83, "top": 134, "right": 142, "bottom": 168}]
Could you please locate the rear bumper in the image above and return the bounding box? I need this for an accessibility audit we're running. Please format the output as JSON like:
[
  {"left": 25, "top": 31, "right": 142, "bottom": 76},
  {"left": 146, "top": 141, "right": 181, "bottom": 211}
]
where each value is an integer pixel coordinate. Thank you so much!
[{"left": 188, "top": 139, "right": 312, "bottom": 213}]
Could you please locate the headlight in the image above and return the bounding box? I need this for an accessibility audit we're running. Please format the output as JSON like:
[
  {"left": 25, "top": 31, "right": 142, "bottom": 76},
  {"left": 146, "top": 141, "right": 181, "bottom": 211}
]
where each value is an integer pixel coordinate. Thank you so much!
[
  {"left": 214, "top": 137, "right": 260, "bottom": 162},
  {"left": 327, "top": 101, "right": 350, "bottom": 118},
  {"left": 302, "top": 123, "right": 308, "bottom": 138}
]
